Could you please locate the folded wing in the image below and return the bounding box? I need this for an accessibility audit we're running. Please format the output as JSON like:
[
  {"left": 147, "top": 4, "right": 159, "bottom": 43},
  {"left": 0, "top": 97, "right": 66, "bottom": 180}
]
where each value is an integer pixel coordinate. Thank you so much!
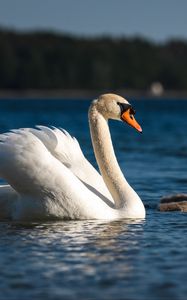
[
  {"left": 0, "top": 128, "right": 113, "bottom": 220},
  {"left": 26, "top": 126, "right": 113, "bottom": 201}
]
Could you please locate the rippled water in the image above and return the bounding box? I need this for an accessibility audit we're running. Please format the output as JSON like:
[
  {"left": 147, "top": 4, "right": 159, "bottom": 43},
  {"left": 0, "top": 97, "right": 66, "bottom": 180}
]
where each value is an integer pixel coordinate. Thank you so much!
[{"left": 0, "top": 98, "right": 186, "bottom": 300}]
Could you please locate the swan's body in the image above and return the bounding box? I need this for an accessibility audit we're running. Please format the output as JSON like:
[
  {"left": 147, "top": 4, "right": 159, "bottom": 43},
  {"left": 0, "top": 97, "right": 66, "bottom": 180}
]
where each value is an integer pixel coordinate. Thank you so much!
[{"left": 0, "top": 94, "right": 145, "bottom": 221}]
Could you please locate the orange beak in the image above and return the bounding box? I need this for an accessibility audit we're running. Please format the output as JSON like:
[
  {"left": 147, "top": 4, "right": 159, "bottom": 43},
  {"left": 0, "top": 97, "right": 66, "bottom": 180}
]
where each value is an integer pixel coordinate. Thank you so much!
[{"left": 121, "top": 109, "right": 142, "bottom": 133}]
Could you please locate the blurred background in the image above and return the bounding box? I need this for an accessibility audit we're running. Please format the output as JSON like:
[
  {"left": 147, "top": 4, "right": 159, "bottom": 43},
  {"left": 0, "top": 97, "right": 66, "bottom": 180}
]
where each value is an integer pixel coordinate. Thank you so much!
[{"left": 0, "top": 0, "right": 187, "bottom": 98}]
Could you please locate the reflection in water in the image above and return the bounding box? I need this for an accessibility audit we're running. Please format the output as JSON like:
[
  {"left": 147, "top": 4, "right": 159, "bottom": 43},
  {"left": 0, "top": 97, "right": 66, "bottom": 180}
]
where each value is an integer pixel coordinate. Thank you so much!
[
  {"left": 0, "top": 212, "right": 187, "bottom": 300},
  {"left": 0, "top": 220, "right": 145, "bottom": 299}
]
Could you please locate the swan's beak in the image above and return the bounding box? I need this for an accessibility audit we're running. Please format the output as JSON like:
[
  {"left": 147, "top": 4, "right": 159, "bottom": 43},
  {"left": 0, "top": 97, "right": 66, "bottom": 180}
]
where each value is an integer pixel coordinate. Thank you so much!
[{"left": 121, "top": 109, "right": 142, "bottom": 133}]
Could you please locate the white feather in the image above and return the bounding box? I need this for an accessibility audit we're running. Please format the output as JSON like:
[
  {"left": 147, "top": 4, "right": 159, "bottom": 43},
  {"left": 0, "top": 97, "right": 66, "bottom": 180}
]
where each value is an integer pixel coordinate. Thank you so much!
[
  {"left": 0, "top": 128, "right": 114, "bottom": 220},
  {"left": 0, "top": 93, "right": 145, "bottom": 220},
  {"left": 25, "top": 126, "right": 112, "bottom": 200}
]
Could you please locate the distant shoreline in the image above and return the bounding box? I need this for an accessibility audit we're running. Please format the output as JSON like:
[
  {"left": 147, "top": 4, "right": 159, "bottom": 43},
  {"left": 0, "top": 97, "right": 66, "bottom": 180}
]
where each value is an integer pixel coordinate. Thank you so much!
[{"left": 0, "top": 89, "right": 187, "bottom": 100}]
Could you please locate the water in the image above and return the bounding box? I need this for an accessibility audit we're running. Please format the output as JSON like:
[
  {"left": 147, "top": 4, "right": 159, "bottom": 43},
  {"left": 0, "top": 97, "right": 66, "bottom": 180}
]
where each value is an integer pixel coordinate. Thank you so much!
[{"left": 0, "top": 98, "right": 186, "bottom": 300}]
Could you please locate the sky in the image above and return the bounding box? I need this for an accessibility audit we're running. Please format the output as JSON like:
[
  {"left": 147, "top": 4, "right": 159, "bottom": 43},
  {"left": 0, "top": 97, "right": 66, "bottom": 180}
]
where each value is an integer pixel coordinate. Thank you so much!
[{"left": 0, "top": 0, "right": 187, "bottom": 42}]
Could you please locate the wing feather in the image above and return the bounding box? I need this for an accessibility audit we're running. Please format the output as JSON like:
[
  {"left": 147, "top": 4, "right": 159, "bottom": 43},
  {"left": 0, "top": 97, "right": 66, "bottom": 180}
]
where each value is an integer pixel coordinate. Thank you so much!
[
  {"left": 0, "top": 129, "right": 114, "bottom": 220},
  {"left": 0, "top": 126, "right": 113, "bottom": 201},
  {"left": 26, "top": 126, "right": 113, "bottom": 201}
]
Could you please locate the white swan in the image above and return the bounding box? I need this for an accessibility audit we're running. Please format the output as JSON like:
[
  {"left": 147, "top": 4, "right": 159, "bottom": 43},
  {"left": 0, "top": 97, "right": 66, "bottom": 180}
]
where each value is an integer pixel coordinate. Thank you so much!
[{"left": 0, "top": 93, "right": 145, "bottom": 221}]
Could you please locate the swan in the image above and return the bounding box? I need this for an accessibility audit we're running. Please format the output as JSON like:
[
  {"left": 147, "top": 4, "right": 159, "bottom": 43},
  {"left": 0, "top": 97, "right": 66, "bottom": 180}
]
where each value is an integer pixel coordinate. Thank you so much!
[{"left": 0, "top": 93, "right": 145, "bottom": 221}]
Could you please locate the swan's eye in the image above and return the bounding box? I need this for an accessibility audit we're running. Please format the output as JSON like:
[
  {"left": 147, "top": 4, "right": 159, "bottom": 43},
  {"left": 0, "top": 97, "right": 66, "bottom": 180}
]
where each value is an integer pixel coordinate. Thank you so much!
[
  {"left": 130, "top": 107, "right": 136, "bottom": 115},
  {"left": 129, "top": 108, "right": 136, "bottom": 119},
  {"left": 117, "top": 102, "right": 132, "bottom": 114}
]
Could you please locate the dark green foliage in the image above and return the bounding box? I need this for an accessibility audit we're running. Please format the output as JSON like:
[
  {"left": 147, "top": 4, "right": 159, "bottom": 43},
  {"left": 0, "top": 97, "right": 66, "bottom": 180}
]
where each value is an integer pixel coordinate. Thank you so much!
[{"left": 0, "top": 28, "right": 187, "bottom": 90}]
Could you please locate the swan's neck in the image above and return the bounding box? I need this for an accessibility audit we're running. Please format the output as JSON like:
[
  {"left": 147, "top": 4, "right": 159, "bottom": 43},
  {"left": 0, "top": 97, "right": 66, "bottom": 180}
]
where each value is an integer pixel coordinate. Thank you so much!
[{"left": 89, "top": 105, "right": 141, "bottom": 210}]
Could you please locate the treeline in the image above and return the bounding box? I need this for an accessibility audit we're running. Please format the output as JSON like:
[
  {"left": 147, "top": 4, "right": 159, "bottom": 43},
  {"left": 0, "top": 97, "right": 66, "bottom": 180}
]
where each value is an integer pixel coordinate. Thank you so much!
[{"left": 0, "top": 28, "right": 187, "bottom": 90}]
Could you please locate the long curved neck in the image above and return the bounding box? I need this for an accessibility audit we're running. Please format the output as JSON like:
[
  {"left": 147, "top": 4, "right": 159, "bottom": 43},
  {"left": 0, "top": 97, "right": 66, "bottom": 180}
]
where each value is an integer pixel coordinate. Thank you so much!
[{"left": 89, "top": 104, "right": 140, "bottom": 209}]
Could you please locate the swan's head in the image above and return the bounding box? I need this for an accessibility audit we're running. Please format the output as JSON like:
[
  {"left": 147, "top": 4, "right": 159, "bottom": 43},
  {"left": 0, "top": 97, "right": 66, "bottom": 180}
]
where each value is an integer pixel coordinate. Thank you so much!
[{"left": 93, "top": 93, "right": 142, "bottom": 132}]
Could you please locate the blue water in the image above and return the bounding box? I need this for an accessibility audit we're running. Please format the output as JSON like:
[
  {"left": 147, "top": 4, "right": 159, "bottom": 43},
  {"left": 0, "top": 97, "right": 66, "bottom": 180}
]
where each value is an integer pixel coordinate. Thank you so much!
[{"left": 0, "top": 98, "right": 187, "bottom": 300}]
